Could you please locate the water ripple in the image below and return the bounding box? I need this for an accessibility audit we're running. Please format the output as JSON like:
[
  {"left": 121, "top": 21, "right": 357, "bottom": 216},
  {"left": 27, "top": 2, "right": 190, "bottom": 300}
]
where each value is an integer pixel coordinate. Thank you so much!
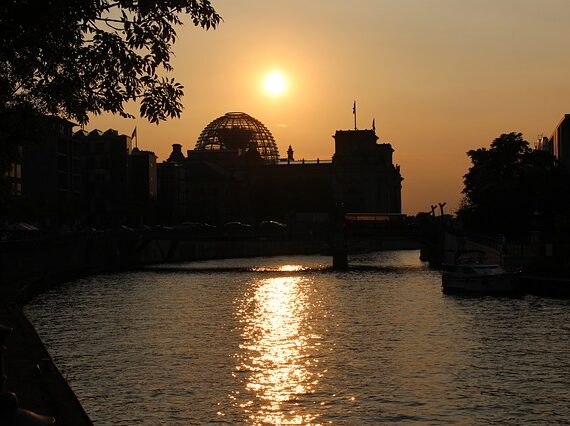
[{"left": 24, "top": 250, "right": 570, "bottom": 424}]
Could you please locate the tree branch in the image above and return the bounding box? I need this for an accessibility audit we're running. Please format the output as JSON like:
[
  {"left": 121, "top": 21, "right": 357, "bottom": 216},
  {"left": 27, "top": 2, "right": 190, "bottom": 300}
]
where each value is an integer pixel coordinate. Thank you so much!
[{"left": 94, "top": 17, "right": 133, "bottom": 25}]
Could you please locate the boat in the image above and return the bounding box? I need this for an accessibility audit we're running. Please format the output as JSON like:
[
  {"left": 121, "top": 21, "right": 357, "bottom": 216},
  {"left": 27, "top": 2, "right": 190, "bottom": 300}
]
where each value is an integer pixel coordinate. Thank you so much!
[{"left": 442, "top": 251, "right": 521, "bottom": 295}]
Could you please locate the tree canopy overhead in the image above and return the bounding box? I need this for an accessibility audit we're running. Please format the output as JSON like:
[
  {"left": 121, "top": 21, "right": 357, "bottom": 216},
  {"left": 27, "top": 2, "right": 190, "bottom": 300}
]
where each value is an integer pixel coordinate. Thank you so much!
[
  {"left": 458, "top": 132, "right": 570, "bottom": 236},
  {"left": 0, "top": 0, "right": 221, "bottom": 124}
]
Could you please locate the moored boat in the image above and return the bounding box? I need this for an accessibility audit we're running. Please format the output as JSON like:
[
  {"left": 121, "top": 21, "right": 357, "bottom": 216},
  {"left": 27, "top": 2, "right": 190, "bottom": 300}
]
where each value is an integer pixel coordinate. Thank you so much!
[{"left": 442, "top": 251, "right": 521, "bottom": 295}]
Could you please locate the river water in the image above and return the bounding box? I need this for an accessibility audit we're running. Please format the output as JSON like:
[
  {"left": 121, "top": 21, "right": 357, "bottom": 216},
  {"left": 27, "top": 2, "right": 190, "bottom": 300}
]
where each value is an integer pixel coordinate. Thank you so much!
[{"left": 25, "top": 250, "right": 570, "bottom": 425}]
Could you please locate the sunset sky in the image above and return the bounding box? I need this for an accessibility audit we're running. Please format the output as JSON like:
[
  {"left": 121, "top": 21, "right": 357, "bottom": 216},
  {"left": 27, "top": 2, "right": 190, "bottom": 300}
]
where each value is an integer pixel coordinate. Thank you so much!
[{"left": 88, "top": 0, "right": 570, "bottom": 214}]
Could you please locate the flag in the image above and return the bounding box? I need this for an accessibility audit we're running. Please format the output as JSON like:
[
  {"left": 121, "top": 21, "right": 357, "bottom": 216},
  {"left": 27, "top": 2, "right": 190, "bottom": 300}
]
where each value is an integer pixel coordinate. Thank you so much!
[
  {"left": 372, "top": 119, "right": 376, "bottom": 131},
  {"left": 352, "top": 101, "right": 356, "bottom": 115}
]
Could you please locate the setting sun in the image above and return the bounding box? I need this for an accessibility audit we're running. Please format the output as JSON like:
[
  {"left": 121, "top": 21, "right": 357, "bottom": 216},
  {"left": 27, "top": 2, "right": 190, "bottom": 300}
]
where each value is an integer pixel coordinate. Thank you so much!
[{"left": 263, "top": 71, "right": 287, "bottom": 96}]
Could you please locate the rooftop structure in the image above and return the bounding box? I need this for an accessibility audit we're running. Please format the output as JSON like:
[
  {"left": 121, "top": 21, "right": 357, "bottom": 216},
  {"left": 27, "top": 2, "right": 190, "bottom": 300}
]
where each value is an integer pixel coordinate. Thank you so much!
[
  {"left": 548, "top": 114, "right": 570, "bottom": 170},
  {"left": 160, "top": 113, "right": 402, "bottom": 225},
  {"left": 194, "top": 112, "right": 279, "bottom": 163}
]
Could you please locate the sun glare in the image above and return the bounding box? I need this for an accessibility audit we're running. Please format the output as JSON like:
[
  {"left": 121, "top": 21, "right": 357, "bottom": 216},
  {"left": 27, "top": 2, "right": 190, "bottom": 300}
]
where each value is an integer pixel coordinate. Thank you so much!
[{"left": 263, "top": 71, "right": 287, "bottom": 96}]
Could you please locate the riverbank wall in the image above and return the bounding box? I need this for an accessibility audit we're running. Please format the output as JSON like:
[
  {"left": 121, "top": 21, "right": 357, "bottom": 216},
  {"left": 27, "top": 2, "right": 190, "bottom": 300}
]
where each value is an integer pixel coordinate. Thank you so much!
[
  {"left": 1, "top": 233, "right": 111, "bottom": 424},
  {"left": 1, "top": 231, "right": 329, "bottom": 304},
  {"left": 2, "top": 230, "right": 424, "bottom": 304},
  {"left": 0, "top": 303, "right": 92, "bottom": 425}
]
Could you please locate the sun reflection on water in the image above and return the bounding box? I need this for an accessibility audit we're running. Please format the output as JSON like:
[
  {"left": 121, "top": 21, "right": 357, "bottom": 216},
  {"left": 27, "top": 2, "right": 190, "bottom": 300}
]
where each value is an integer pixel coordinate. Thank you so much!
[
  {"left": 232, "top": 276, "right": 321, "bottom": 424},
  {"left": 251, "top": 264, "right": 307, "bottom": 272}
]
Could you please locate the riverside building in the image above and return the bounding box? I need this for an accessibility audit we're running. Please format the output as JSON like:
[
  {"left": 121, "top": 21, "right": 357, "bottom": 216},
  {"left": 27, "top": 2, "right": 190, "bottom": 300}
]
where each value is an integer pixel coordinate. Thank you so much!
[
  {"left": 4, "top": 112, "right": 403, "bottom": 232},
  {"left": 541, "top": 114, "right": 570, "bottom": 170},
  {"left": 157, "top": 112, "right": 403, "bottom": 226}
]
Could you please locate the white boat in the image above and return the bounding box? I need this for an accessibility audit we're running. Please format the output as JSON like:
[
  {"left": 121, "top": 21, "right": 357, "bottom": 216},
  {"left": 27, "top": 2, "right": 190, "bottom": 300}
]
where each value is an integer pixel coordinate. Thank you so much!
[{"left": 442, "top": 251, "right": 521, "bottom": 295}]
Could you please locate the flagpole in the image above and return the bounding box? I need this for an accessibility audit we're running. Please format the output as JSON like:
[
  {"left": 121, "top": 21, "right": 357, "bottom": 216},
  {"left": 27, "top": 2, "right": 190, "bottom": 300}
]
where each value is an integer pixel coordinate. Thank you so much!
[{"left": 353, "top": 101, "right": 357, "bottom": 130}]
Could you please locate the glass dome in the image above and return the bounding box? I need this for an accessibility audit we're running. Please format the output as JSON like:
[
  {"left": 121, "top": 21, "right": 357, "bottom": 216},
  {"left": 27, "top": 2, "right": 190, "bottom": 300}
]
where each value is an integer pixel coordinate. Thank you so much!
[{"left": 195, "top": 112, "right": 279, "bottom": 163}]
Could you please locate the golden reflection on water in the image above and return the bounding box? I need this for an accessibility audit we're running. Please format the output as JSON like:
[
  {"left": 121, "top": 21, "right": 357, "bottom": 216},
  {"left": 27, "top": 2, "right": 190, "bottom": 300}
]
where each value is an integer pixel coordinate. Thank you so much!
[
  {"left": 251, "top": 264, "right": 307, "bottom": 272},
  {"left": 233, "top": 275, "right": 321, "bottom": 425}
]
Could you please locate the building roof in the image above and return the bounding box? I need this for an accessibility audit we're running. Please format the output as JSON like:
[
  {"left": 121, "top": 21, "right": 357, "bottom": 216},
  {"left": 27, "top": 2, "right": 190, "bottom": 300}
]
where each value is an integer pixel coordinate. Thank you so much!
[{"left": 195, "top": 112, "right": 279, "bottom": 163}]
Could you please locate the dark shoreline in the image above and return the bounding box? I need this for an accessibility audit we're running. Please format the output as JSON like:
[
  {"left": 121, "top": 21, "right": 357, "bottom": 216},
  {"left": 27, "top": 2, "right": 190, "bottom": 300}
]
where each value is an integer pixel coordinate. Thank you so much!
[{"left": 0, "top": 303, "right": 92, "bottom": 425}]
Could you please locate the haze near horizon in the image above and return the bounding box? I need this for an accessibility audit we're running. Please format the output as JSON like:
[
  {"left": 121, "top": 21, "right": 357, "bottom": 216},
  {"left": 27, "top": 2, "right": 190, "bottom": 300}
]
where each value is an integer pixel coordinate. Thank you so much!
[{"left": 87, "top": 0, "right": 570, "bottom": 214}]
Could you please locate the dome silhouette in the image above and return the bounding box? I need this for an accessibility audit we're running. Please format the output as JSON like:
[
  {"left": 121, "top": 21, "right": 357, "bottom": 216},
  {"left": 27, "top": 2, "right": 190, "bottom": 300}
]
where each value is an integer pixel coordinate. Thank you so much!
[{"left": 195, "top": 112, "right": 279, "bottom": 163}]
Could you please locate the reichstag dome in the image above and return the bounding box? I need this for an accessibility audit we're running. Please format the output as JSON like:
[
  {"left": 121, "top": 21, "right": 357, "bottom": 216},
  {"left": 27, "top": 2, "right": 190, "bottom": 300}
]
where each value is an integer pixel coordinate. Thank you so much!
[{"left": 194, "top": 112, "right": 279, "bottom": 163}]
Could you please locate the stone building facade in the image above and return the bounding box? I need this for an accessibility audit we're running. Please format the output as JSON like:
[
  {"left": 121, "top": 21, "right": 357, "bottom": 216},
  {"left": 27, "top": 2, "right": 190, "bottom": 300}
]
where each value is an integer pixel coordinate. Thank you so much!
[{"left": 157, "top": 112, "right": 403, "bottom": 226}]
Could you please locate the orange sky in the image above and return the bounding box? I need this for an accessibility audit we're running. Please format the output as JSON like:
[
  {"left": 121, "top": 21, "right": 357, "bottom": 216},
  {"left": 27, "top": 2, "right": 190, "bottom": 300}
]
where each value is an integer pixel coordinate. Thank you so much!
[{"left": 87, "top": 0, "right": 570, "bottom": 214}]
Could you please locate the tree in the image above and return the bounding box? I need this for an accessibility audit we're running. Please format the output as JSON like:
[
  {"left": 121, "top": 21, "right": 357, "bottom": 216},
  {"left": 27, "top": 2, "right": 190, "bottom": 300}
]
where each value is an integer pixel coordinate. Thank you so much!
[
  {"left": 0, "top": 0, "right": 221, "bottom": 124},
  {"left": 0, "top": 0, "right": 220, "bottom": 217},
  {"left": 458, "top": 132, "right": 570, "bottom": 237}
]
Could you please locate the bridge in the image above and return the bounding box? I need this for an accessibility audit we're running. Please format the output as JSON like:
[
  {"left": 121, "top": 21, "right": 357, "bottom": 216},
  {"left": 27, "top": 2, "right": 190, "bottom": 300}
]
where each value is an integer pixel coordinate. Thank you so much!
[{"left": 130, "top": 213, "right": 443, "bottom": 268}]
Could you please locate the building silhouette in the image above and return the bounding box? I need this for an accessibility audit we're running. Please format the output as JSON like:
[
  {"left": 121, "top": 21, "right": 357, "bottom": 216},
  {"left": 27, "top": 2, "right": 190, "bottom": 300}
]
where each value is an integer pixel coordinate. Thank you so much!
[
  {"left": 129, "top": 147, "right": 158, "bottom": 225},
  {"left": 74, "top": 129, "right": 133, "bottom": 227},
  {"left": 3, "top": 117, "right": 160, "bottom": 230},
  {"left": 157, "top": 112, "right": 403, "bottom": 226},
  {"left": 157, "top": 147, "right": 187, "bottom": 224},
  {"left": 9, "top": 117, "right": 82, "bottom": 229},
  {"left": 195, "top": 112, "right": 279, "bottom": 163},
  {"left": 4, "top": 112, "right": 402, "bottom": 231},
  {"left": 540, "top": 114, "right": 570, "bottom": 169},
  {"left": 333, "top": 129, "right": 402, "bottom": 213}
]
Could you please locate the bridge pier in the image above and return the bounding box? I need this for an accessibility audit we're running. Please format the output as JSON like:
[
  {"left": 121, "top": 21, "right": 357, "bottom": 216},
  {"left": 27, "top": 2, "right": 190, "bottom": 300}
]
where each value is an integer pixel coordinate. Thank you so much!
[
  {"left": 332, "top": 204, "right": 348, "bottom": 271},
  {"left": 332, "top": 230, "right": 348, "bottom": 271}
]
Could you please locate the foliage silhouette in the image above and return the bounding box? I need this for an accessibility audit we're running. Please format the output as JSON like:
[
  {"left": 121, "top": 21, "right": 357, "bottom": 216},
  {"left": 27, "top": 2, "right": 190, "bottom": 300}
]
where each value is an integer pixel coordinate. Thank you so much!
[
  {"left": 0, "top": 0, "right": 221, "bottom": 124},
  {"left": 0, "top": 1, "right": 220, "bottom": 215},
  {"left": 458, "top": 132, "right": 570, "bottom": 237}
]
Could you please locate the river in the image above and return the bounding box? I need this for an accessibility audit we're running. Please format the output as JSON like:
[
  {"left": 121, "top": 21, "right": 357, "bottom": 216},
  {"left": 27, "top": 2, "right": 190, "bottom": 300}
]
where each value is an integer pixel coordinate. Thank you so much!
[{"left": 25, "top": 250, "right": 570, "bottom": 424}]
